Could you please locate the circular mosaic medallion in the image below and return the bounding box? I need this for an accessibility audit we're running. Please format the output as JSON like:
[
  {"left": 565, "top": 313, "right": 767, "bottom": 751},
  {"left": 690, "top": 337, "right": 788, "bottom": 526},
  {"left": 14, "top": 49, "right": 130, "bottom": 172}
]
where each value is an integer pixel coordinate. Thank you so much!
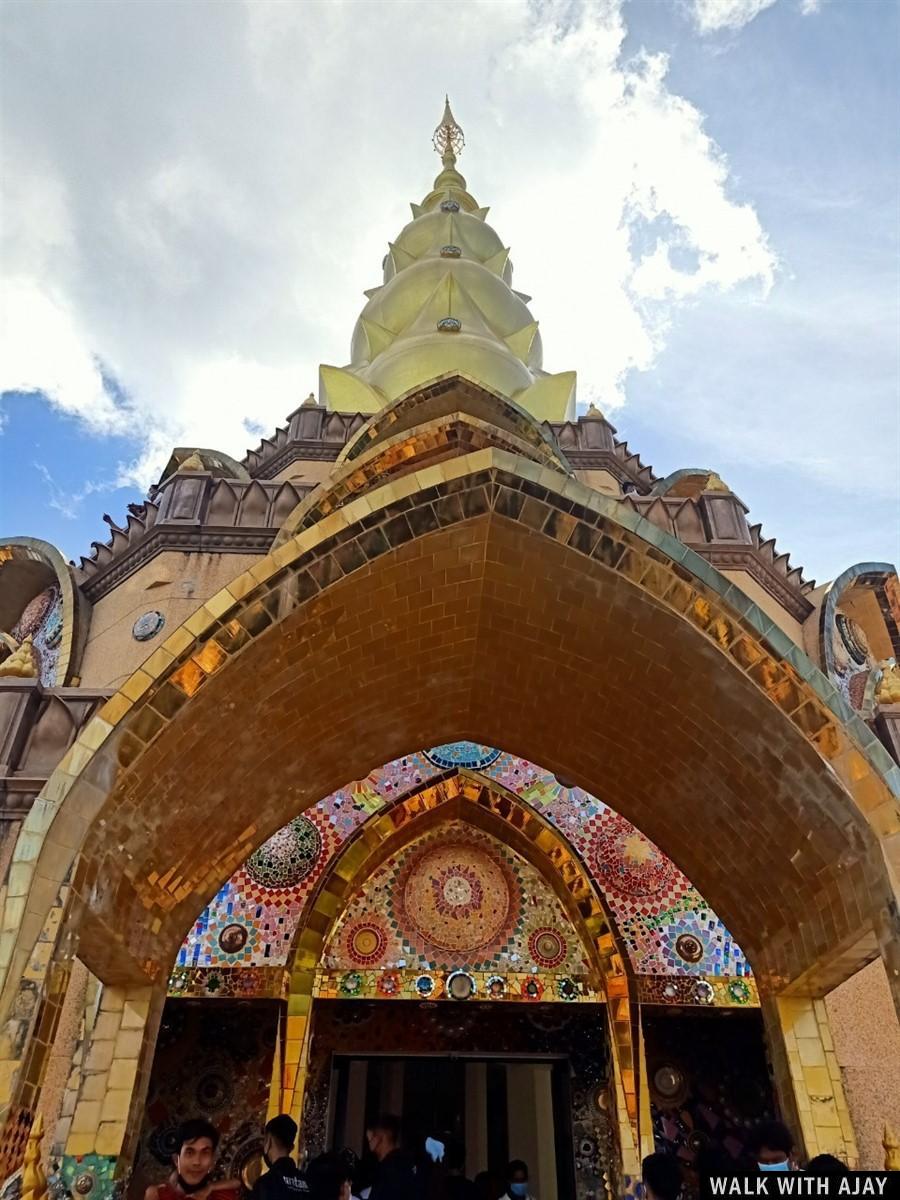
[
  {"left": 195, "top": 1070, "right": 232, "bottom": 1112},
  {"left": 837, "top": 614, "right": 869, "bottom": 666},
  {"left": 693, "top": 979, "right": 715, "bottom": 1005},
  {"left": 486, "top": 975, "right": 506, "bottom": 998},
  {"left": 345, "top": 920, "right": 388, "bottom": 966},
  {"left": 377, "top": 970, "right": 401, "bottom": 997},
  {"left": 15, "top": 588, "right": 54, "bottom": 638},
  {"left": 415, "top": 974, "right": 435, "bottom": 997},
  {"left": 437, "top": 316, "right": 461, "bottom": 332},
  {"left": 246, "top": 816, "right": 322, "bottom": 889},
  {"left": 394, "top": 837, "right": 517, "bottom": 957},
  {"left": 218, "top": 924, "right": 248, "bottom": 954},
  {"left": 440, "top": 199, "right": 460, "bottom": 213},
  {"left": 556, "top": 977, "right": 579, "bottom": 1002},
  {"left": 43, "top": 603, "right": 63, "bottom": 649},
  {"left": 588, "top": 814, "right": 676, "bottom": 901},
  {"left": 340, "top": 971, "right": 363, "bottom": 997},
  {"left": 446, "top": 970, "right": 476, "bottom": 1000},
  {"left": 74, "top": 1175, "right": 95, "bottom": 1196},
  {"left": 727, "top": 979, "right": 751, "bottom": 1005},
  {"left": 529, "top": 928, "right": 567, "bottom": 969},
  {"left": 522, "top": 977, "right": 544, "bottom": 1001},
  {"left": 425, "top": 742, "right": 501, "bottom": 771},
  {"left": 150, "top": 1122, "right": 181, "bottom": 1166},
  {"left": 674, "top": 933, "right": 704, "bottom": 965},
  {"left": 132, "top": 610, "right": 165, "bottom": 642},
  {"left": 652, "top": 1064, "right": 688, "bottom": 1107},
  {"left": 440, "top": 244, "right": 462, "bottom": 258}
]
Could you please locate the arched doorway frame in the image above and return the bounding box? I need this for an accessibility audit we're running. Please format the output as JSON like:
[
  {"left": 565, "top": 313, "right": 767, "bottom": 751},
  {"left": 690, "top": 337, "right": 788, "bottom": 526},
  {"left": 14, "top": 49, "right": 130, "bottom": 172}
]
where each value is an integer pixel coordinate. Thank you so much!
[
  {"left": 273, "top": 773, "right": 642, "bottom": 1168},
  {"left": 1, "top": 447, "right": 894, "bottom": 1176}
]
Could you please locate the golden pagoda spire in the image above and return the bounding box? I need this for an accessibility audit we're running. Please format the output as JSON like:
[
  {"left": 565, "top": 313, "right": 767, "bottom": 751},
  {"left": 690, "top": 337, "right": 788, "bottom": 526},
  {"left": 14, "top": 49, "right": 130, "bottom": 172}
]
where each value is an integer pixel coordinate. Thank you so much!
[
  {"left": 432, "top": 95, "right": 465, "bottom": 169},
  {"left": 316, "top": 102, "right": 577, "bottom": 423}
]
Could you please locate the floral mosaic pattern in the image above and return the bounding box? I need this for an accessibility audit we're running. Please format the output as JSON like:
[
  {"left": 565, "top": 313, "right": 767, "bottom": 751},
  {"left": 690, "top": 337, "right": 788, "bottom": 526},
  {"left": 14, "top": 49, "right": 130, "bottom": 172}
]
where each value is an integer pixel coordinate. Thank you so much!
[
  {"left": 478, "top": 753, "right": 750, "bottom": 978},
  {"left": 175, "top": 744, "right": 750, "bottom": 988},
  {"left": 324, "top": 822, "right": 590, "bottom": 978}
]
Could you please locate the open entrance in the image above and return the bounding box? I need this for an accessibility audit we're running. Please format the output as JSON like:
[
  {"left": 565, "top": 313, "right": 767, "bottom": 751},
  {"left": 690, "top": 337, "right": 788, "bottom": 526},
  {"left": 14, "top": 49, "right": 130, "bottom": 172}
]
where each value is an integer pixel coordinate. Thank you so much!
[
  {"left": 131, "top": 999, "right": 280, "bottom": 1199},
  {"left": 644, "top": 1008, "right": 777, "bottom": 1188},
  {"left": 307, "top": 1000, "right": 611, "bottom": 1200}
]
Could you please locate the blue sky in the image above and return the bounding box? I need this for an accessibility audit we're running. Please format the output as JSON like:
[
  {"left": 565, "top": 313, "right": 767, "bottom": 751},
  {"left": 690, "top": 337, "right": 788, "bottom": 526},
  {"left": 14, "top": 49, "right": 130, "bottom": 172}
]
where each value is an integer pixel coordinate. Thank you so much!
[{"left": 1, "top": 0, "right": 897, "bottom": 581}]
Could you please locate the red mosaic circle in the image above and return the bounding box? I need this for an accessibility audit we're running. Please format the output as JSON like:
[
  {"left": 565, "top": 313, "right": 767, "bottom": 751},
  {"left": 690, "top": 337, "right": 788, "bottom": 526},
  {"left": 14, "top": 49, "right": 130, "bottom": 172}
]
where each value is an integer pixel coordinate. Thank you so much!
[
  {"left": 588, "top": 814, "right": 676, "bottom": 901},
  {"left": 377, "top": 970, "right": 401, "bottom": 997},
  {"left": 345, "top": 920, "right": 388, "bottom": 965},
  {"left": 529, "top": 927, "right": 567, "bottom": 969},
  {"left": 392, "top": 836, "right": 520, "bottom": 959}
]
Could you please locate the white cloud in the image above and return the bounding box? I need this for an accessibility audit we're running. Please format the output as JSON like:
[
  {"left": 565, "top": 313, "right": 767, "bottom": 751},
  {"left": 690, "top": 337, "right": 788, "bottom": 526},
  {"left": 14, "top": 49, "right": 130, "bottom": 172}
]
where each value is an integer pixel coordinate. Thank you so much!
[
  {"left": 1, "top": 0, "right": 777, "bottom": 488},
  {"left": 688, "top": 0, "right": 821, "bottom": 32},
  {"left": 689, "top": 0, "right": 778, "bottom": 32}
]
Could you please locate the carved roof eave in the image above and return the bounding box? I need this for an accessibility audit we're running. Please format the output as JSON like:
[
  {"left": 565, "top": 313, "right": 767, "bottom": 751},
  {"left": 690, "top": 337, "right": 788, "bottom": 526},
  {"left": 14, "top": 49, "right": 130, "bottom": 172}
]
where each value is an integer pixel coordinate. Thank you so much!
[{"left": 241, "top": 404, "right": 656, "bottom": 492}]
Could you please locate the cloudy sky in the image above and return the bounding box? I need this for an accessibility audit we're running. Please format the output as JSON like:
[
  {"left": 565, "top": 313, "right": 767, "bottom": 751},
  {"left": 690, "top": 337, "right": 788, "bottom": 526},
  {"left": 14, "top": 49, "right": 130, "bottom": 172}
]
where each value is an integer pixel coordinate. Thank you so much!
[{"left": 1, "top": 0, "right": 897, "bottom": 584}]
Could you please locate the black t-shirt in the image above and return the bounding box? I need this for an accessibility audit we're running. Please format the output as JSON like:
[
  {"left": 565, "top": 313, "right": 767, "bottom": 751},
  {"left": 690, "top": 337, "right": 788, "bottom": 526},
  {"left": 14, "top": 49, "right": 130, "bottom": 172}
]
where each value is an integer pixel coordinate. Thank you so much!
[
  {"left": 250, "top": 1158, "right": 310, "bottom": 1200},
  {"left": 369, "top": 1149, "right": 418, "bottom": 1200}
]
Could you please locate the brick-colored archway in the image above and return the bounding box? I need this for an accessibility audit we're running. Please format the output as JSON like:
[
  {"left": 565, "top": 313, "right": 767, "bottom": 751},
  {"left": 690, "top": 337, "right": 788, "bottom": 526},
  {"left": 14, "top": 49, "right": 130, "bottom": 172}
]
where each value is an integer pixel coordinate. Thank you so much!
[{"left": 4, "top": 450, "right": 899, "bottom": 1013}]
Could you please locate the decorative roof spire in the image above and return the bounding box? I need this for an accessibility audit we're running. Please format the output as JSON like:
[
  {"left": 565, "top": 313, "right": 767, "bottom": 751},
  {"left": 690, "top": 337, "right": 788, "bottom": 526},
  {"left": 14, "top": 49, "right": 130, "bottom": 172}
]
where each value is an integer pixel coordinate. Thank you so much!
[{"left": 432, "top": 95, "right": 465, "bottom": 169}]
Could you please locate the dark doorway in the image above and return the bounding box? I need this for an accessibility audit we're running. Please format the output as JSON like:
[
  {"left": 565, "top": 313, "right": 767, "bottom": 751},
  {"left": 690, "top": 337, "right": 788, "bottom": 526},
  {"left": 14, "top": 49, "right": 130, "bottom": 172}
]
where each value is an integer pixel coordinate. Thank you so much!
[{"left": 304, "top": 1001, "right": 611, "bottom": 1200}]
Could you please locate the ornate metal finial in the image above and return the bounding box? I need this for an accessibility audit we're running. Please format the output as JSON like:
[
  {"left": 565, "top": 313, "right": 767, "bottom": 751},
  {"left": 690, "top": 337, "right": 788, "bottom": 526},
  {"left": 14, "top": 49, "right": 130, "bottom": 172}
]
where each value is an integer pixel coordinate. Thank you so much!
[{"left": 432, "top": 95, "right": 464, "bottom": 168}]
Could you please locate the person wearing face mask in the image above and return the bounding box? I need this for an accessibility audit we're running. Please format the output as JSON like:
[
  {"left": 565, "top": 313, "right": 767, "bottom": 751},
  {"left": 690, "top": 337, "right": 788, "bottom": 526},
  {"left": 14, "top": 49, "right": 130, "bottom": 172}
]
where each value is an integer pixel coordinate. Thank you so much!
[
  {"left": 250, "top": 1115, "right": 310, "bottom": 1200},
  {"left": 144, "top": 1119, "right": 240, "bottom": 1200},
  {"left": 365, "top": 1113, "right": 417, "bottom": 1200},
  {"left": 748, "top": 1121, "right": 795, "bottom": 1173},
  {"left": 503, "top": 1161, "right": 535, "bottom": 1200}
]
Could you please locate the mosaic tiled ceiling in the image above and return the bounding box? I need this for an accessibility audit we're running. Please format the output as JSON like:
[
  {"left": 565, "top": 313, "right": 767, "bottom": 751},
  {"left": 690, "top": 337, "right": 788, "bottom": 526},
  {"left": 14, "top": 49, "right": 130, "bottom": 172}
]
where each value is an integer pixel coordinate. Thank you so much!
[
  {"left": 176, "top": 742, "right": 750, "bottom": 985},
  {"left": 316, "top": 821, "right": 592, "bottom": 1003}
]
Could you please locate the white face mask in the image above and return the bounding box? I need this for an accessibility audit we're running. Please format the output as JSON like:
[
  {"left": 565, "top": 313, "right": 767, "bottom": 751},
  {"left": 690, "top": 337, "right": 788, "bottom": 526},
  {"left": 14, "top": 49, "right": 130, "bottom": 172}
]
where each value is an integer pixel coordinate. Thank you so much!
[{"left": 759, "top": 1161, "right": 789, "bottom": 1172}]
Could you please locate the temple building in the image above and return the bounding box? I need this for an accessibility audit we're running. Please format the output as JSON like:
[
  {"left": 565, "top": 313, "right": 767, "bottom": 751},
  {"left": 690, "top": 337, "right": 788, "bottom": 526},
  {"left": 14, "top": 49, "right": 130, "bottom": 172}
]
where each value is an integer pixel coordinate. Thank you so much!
[{"left": 2, "top": 101, "right": 900, "bottom": 1200}]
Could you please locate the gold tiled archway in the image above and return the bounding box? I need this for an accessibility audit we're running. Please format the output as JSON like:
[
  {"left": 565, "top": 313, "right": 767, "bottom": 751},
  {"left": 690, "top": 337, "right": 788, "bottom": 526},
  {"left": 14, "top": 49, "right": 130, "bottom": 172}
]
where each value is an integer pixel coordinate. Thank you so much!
[
  {"left": 2, "top": 447, "right": 899, "bottom": 1183},
  {"left": 3, "top": 449, "right": 898, "bottom": 1010}
]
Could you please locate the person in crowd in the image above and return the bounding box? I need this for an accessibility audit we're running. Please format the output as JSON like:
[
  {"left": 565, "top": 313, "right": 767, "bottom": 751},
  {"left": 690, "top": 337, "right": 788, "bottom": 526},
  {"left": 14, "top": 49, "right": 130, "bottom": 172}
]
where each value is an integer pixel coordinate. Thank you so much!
[
  {"left": 145, "top": 1118, "right": 240, "bottom": 1200},
  {"left": 694, "top": 1145, "right": 738, "bottom": 1200},
  {"left": 365, "top": 1114, "right": 417, "bottom": 1200},
  {"left": 473, "top": 1171, "right": 502, "bottom": 1200},
  {"left": 502, "top": 1161, "right": 535, "bottom": 1200},
  {"left": 305, "top": 1153, "right": 354, "bottom": 1200},
  {"left": 642, "top": 1153, "right": 682, "bottom": 1200},
  {"left": 442, "top": 1139, "right": 477, "bottom": 1200},
  {"left": 805, "top": 1155, "right": 850, "bottom": 1176},
  {"left": 747, "top": 1121, "right": 795, "bottom": 1172},
  {"left": 250, "top": 1115, "right": 309, "bottom": 1200}
]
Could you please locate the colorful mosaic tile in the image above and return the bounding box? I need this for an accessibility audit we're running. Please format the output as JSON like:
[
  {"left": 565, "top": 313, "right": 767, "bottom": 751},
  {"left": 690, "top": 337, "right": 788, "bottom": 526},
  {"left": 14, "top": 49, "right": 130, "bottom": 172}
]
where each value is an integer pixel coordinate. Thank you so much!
[
  {"left": 175, "top": 744, "right": 751, "bottom": 988},
  {"left": 313, "top": 966, "right": 598, "bottom": 1003},
  {"left": 167, "top": 965, "right": 288, "bottom": 999},
  {"left": 12, "top": 584, "right": 62, "bottom": 685},
  {"left": 636, "top": 973, "right": 759, "bottom": 1008},
  {"left": 324, "top": 821, "right": 590, "bottom": 977}
]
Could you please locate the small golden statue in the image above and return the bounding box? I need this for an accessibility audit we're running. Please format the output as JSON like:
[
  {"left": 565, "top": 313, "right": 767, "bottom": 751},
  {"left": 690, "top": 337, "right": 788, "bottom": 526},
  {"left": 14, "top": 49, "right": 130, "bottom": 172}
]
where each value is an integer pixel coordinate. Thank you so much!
[
  {"left": 21, "top": 1114, "right": 48, "bottom": 1200},
  {"left": 0, "top": 636, "right": 39, "bottom": 679},
  {"left": 884, "top": 1122, "right": 900, "bottom": 1171},
  {"left": 876, "top": 661, "right": 900, "bottom": 706}
]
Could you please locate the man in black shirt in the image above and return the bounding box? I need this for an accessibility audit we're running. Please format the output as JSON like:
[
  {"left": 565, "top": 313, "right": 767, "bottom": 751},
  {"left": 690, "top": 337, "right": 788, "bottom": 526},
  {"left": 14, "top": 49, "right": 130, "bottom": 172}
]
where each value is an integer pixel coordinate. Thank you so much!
[
  {"left": 365, "top": 1114, "right": 417, "bottom": 1200},
  {"left": 250, "top": 1116, "right": 310, "bottom": 1200}
]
